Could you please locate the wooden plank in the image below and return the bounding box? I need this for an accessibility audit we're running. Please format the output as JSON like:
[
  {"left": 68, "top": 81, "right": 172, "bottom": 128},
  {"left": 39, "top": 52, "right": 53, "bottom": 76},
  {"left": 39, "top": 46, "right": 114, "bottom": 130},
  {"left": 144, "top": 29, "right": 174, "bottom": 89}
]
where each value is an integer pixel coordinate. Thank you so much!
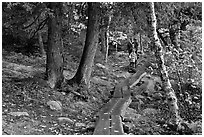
[
  {"left": 110, "top": 115, "right": 124, "bottom": 135},
  {"left": 93, "top": 114, "right": 110, "bottom": 135},
  {"left": 113, "top": 78, "right": 131, "bottom": 98},
  {"left": 113, "top": 84, "right": 123, "bottom": 98},
  {"left": 110, "top": 96, "right": 131, "bottom": 116},
  {"left": 98, "top": 98, "right": 121, "bottom": 115},
  {"left": 122, "top": 84, "right": 131, "bottom": 98}
]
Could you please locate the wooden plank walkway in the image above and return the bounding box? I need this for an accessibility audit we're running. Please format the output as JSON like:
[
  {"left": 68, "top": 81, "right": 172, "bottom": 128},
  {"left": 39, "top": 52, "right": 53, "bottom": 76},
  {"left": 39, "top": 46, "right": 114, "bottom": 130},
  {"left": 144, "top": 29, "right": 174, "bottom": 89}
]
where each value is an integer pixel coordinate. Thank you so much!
[{"left": 93, "top": 62, "right": 151, "bottom": 135}]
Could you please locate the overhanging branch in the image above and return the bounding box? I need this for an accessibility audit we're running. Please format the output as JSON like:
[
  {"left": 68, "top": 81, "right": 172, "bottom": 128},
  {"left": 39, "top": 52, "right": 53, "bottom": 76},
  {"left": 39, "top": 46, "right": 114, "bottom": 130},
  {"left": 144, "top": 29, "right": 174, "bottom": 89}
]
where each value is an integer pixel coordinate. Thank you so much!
[
  {"left": 22, "top": 13, "right": 41, "bottom": 29},
  {"left": 30, "top": 17, "right": 48, "bottom": 39}
]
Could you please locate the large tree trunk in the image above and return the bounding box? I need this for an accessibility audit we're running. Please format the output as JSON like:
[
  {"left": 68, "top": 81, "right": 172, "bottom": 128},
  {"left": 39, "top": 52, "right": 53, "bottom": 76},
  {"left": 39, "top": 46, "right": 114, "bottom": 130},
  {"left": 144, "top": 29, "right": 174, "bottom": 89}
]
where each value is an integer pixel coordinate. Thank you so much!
[
  {"left": 146, "top": 2, "right": 182, "bottom": 128},
  {"left": 71, "top": 2, "right": 100, "bottom": 87},
  {"left": 46, "top": 2, "right": 64, "bottom": 89}
]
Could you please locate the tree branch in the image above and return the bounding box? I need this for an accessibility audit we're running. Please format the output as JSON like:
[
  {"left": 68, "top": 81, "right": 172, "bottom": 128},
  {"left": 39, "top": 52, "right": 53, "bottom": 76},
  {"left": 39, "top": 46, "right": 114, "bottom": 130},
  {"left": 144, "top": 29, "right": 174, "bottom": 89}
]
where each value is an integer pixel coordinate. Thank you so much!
[
  {"left": 22, "top": 13, "right": 41, "bottom": 29},
  {"left": 30, "top": 17, "right": 48, "bottom": 39}
]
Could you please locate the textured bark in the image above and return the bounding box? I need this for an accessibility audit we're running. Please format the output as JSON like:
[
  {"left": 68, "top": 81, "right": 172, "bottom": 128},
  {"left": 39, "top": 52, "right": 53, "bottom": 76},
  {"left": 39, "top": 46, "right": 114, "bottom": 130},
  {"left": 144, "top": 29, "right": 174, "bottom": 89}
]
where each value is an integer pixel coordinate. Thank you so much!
[
  {"left": 139, "top": 33, "right": 143, "bottom": 53},
  {"left": 146, "top": 2, "right": 181, "bottom": 126},
  {"left": 38, "top": 31, "right": 46, "bottom": 56},
  {"left": 71, "top": 2, "right": 100, "bottom": 87},
  {"left": 100, "top": 18, "right": 108, "bottom": 54},
  {"left": 100, "top": 28, "right": 107, "bottom": 54},
  {"left": 46, "top": 2, "right": 64, "bottom": 89}
]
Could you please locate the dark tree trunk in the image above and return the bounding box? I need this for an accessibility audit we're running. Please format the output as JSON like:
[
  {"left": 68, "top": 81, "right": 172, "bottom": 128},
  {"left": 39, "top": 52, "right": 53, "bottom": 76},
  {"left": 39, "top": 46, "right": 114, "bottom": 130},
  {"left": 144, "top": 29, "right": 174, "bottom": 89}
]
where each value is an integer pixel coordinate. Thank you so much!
[
  {"left": 139, "top": 33, "right": 143, "bottom": 53},
  {"left": 100, "top": 23, "right": 107, "bottom": 54},
  {"left": 169, "top": 26, "right": 180, "bottom": 50},
  {"left": 46, "top": 2, "right": 64, "bottom": 89},
  {"left": 146, "top": 2, "right": 182, "bottom": 128},
  {"left": 71, "top": 2, "right": 100, "bottom": 87},
  {"left": 100, "top": 17, "right": 109, "bottom": 55}
]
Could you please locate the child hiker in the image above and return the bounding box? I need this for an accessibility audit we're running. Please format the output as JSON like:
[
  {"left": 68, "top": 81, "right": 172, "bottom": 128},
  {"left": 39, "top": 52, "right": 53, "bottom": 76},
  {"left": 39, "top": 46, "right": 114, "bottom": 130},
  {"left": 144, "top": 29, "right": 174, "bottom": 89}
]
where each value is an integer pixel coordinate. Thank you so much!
[{"left": 129, "top": 48, "right": 137, "bottom": 69}]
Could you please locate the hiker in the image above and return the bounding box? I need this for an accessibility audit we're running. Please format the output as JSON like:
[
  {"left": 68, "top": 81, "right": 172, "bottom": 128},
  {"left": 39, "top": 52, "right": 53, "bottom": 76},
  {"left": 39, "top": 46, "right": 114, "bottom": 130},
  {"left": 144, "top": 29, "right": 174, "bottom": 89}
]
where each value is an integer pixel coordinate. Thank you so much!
[
  {"left": 129, "top": 48, "right": 137, "bottom": 69},
  {"left": 127, "top": 40, "right": 134, "bottom": 55}
]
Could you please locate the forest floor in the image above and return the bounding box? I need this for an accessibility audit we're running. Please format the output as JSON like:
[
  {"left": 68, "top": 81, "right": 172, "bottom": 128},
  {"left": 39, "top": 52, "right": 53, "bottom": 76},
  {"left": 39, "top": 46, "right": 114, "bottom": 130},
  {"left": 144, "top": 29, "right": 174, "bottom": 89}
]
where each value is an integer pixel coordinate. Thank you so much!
[{"left": 2, "top": 49, "right": 202, "bottom": 135}]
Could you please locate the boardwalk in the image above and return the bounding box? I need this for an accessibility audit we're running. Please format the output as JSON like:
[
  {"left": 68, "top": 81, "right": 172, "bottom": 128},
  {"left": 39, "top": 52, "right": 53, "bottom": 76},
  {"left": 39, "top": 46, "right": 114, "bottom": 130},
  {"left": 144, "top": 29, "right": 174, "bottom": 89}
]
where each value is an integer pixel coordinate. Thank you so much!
[{"left": 94, "top": 61, "right": 151, "bottom": 135}]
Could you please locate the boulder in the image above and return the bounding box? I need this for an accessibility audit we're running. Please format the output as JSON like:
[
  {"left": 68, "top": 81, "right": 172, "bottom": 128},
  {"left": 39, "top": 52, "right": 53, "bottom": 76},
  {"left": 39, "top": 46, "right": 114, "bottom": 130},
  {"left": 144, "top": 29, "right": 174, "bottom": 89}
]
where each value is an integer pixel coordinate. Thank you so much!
[
  {"left": 57, "top": 117, "right": 74, "bottom": 124},
  {"left": 47, "top": 101, "right": 62, "bottom": 111},
  {"left": 91, "top": 76, "right": 112, "bottom": 87},
  {"left": 96, "top": 63, "right": 107, "bottom": 69}
]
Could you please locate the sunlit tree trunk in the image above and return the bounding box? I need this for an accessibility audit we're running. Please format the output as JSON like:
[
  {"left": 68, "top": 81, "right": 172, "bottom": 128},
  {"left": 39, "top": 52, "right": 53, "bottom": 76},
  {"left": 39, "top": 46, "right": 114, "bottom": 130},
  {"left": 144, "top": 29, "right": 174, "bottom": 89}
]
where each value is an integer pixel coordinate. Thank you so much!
[
  {"left": 38, "top": 31, "right": 46, "bottom": 56},
  {"left": 46, "top": 2, "right": 64, "bottom": 89},
  {"left": 146, "top": 2, "right": 182, "bottom": 127},
  {"left": 105, "top": 14, "right": 112, "bottom": 63},
  {"left": 70, "top": 2, "right": 100, "bottom": 87}
]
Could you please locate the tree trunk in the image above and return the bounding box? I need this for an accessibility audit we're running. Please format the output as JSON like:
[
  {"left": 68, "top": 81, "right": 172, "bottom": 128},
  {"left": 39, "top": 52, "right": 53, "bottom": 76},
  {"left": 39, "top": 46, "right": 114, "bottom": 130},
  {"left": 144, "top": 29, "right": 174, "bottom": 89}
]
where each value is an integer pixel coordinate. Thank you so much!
[
  {"left": 46, "top": 2, "right": 64, "bottom": 89},
  {"left": 71, "top": 2, "right": 100, "bottom": 87},
  {"left": 100, "top": 18, "right": 107, "bottom": 54},
  {"left": 146, "top": 2, "right": 181, "bottom": 127},
  {"left": 38, "top": 31, "right": 46, "bottom": 56},
  {"left": 105, "top": 15, "right": 112, "bottom": 63},
  {"left": 139, "top": 33, "right": 143, "bottom": 52},
  {"left": 169, "top": 25, "right": 181, "bottom": 50}
]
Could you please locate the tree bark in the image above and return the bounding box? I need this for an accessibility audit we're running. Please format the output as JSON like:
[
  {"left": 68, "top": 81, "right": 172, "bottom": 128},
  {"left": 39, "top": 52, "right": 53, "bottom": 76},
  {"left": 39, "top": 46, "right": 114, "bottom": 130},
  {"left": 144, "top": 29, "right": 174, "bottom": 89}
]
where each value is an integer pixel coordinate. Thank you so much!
[
  {"left": 100, "top": 18, "right": 107, "bottom": 54},
  {"left": 46, "top": 2, "right": 64, "bottom": 89},
  {"left": 139, "top": 33, "right": 142, "bottom": 52},
  {"left": 105, "top": 15, "right": 112, "bottom": 63},
  {"left": 71, "top": 2, "right": 100, "bottom": 87},
  {"left": 146, "top": 2, "right": 182, "bottom": 127},
  {"left": 38, "top": 31, "right": 46, "bottom": 56}
]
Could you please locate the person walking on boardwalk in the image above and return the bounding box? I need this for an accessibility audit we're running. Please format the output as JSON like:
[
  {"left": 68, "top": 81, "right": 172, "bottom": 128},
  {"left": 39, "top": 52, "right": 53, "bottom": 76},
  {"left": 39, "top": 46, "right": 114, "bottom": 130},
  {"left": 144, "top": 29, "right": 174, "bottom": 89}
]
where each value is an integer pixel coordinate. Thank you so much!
[{"left": 129, "top": 48, "right": 137, "bottom": 69}]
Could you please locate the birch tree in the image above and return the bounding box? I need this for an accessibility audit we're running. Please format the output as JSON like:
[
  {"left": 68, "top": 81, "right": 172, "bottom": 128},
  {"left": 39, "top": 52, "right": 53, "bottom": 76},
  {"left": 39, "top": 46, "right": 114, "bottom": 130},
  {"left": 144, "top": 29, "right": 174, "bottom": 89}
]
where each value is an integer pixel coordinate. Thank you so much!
[{"left": 146, "top": 2, "right": 182, "bottom": 129}]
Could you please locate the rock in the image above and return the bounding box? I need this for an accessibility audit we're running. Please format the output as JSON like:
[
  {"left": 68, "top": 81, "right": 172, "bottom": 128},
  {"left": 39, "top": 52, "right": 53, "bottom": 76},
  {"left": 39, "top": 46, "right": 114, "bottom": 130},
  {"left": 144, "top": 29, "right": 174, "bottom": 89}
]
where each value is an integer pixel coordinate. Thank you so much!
[
  {"left": 75, "top": 122, "right": 86, "bottom": 128},
  {"left": 8, "top": 112, "right": 29, "bottom": 117},
  {"left": 57, "top": 117, "right": 74, "bottom": 124},
  {"left": 152, "top": 92, "right": 163, "bottom": 100},
  {"left": 96, "top": 63, "right": 106, "bottom": 69},
  {"left": 101, "top": 76, "right": 108, "bottom": 80},
  {"left": 128, "top": 133, "right": 134, "bottom": 135},
  {"left": 47, "top": 101, "right": 62, "bottom": 111},
  {"left": 116, "top": 72, "right": 131, "bottom": 78},
  {"left": 91, "top": 76, "right": 112, "bottom": 87}
]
